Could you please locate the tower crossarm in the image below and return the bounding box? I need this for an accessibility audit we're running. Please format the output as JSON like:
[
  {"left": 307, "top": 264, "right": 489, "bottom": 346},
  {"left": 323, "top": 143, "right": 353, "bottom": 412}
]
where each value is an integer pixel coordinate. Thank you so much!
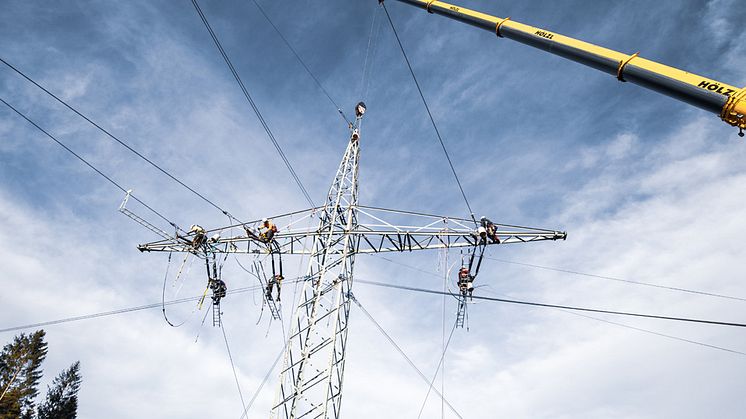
[
  {"left": 136, "top": 206, "right": 566, "bottom": 255},
  {"left": 351, "top": 226, "right": 565, "bottom": 253},
  {"left": 131, "top": 98, "right": 568, "bottom": 418}
]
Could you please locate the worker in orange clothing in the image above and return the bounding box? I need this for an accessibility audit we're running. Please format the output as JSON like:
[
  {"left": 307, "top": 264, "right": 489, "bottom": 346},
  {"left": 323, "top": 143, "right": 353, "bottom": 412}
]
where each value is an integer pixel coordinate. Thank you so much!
[
  {"left": 457, "top": 266, "right": 474, "bottom": 299},
  {"left": 259, "top": 218, "right": 278, "bottom": 243},
  {"left": 458, "top": 266, "right": 469, "bottom": 291}
]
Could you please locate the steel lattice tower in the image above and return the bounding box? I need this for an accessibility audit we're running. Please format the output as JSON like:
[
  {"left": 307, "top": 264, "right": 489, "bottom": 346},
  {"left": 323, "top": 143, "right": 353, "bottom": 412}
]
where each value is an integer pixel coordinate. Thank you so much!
[
  {"left": 271, "top": 116, "right": 363, "bottom": 418},
  {"left": 134, "top": 104, "right": 566, "bottom": 419}
]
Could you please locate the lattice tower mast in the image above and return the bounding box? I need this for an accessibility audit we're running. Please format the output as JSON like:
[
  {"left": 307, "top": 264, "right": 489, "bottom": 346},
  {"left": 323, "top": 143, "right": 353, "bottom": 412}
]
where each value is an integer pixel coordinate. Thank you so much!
[
  {"left": 133, "top": 108, "right": 567, "bottom": 419},
  {"left": 271, "top": 114, "right": 363, "bottom": 419}
]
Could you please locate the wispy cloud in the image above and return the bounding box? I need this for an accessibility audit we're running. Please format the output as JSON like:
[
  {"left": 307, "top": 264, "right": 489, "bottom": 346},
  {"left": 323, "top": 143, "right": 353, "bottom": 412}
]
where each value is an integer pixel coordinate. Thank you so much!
[{"left": 2, "top": 0, "right": 746, "bottom": 417}]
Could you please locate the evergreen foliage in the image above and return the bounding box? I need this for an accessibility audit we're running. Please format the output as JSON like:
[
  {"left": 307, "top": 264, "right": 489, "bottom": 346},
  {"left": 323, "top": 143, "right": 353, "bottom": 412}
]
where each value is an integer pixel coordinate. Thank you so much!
[
  {"left": 0, "top": 331, "right": 48, "bottom": 419},
  {"left": 0, "top": 331, "right": 81, "bottom": 419},
  {"left": 36, "top": 362, "right": 81, "bottom": 419}
]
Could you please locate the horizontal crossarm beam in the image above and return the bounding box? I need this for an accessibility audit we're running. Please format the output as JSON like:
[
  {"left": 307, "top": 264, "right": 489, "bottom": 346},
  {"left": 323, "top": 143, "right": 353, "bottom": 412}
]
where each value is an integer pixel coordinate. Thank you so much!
[{"left": 136, "top": 206, "right": 566, "bottom": 255}]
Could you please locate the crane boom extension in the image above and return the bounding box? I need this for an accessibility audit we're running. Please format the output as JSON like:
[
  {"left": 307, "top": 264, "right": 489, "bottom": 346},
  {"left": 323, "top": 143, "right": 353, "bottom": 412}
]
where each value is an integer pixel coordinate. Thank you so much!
[{"left": 393, "top": 0, "right": 746, "bottom": 135}]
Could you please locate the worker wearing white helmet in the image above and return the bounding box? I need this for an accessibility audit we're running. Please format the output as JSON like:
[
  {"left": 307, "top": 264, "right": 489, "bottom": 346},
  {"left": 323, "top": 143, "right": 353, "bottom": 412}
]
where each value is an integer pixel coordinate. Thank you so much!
[{"left": 480, "top": 216, "right": 500, "bottom": 244}]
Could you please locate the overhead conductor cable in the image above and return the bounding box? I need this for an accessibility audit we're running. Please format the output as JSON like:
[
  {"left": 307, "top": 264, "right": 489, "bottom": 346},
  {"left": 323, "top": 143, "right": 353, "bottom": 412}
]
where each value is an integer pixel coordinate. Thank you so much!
[
  {"left": 382, "top": 2, "right": 477, "bottom": 223},
  {"left": 250, "top": 0, "right": 351, "bottom": 125},
  {"left": 356, "top": 279, "right": 746, "bottom": 328},
  {"left": 0, "top": 96, "right": 180, "bottom": 231},
  {"left": 191, "top": 0, "right": 316, "bottom": 208},
  {"left": 350, "top": 294, "right": 464, "bottom": 418},
  {"left": 372, "top": 254, "right": 746, "bottom": 355},
  {"left": 0, "top": 57, "right": 242, "bottom": 224}
]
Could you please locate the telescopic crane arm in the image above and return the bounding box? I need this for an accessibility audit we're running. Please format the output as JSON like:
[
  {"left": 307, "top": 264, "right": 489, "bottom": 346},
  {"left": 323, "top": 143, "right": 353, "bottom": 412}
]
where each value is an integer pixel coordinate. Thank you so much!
[{"left": 391, "top": 0, "right": 746, "bottom": 136}]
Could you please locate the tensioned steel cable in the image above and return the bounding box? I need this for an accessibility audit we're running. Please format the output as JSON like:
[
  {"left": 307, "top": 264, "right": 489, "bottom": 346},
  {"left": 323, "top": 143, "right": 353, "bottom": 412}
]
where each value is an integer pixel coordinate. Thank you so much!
[
  {"left": 350, "top": 294, "right": 464, "bottom": 419},
  {"left": 3, "top": 272, "right": 742, "bottom": 357},
  {"left": 0, "top": 295, "right": 197, "bottom": 334},
  {"left": 221, "top": 323, "right": 249, "bottom": 415},
  {"left": 5, "top": 272, "right": 742, "bottom": 359},
  {"left": 484, "top": 255, "right": 746, "bottom": 302},
  {"left": 0, "top": 281, "right": 302, "bottom": 334},
  {"left": 0, "top": 96, "right": 181, "bottom": 231},
  {"left": 381, "top": 3, "right": 476, "bottom": 222},
  {"left": 564, "top": 309, "right": 746, "bottom": 356},
  {"left": 0, "top": 57, "right": 242, "bottom": 224},
  {"left": 191, "top": 0, "right": 316, "bottom": 208},
  {"left": 250, "top": 0, "right": 350, "bottom": 125},
  {"left": 238, "top": 296, "right": 300, "bottom": 419},
  {"left": 473, "top": 287, "right": 746, "bottom": 357},
  {"left": 359, "top": 4, "right": 382, "bottom": 102},
  {"left": 417, "top": 318, "right": 458, "bottom": 419},
  {"left": 368, "top": 252, "right": 746, "bottom": 303},
  {"left": 356, "top": 279, "right": 746, "bottom": 328},
  {"left": 239, "top": 343, "right": 284, "bottom": 419},
  {"left": 368, "top": 254, "right": 746, "bottom": 354}
]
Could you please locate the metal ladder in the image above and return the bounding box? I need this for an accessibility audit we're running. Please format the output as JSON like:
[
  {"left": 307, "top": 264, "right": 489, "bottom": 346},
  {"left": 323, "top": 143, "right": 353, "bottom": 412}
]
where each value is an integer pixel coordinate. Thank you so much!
[
  {"left": 266, "top": 297, "right": 281, "bottom": 320},
  {"left": 455, "top": 299, "right": 466, "bottom": 328},
  {"left": 119, "top": 190, "right": 172, "bottom": 240},
  {"left": 212, "top": 301, "right": 222, "bottom": 327},
  {"left": 254, "top": 261, "right": 282, "bottom": 320}
]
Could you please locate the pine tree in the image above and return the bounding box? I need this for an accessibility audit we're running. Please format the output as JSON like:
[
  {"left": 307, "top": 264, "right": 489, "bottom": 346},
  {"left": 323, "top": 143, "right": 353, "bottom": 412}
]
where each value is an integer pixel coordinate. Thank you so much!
[
  {"left": 36, "top": 362, "right": 82, "bottom": 419},
  {"left": 0, "top": 330, "right": 48, "bottom": 419}
]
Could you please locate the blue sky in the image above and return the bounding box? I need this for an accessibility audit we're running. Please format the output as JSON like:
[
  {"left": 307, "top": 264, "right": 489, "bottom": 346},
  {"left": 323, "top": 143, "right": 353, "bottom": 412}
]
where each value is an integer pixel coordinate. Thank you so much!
[{"left": 2, "top": 0, "right": 746, "bottom": 417}]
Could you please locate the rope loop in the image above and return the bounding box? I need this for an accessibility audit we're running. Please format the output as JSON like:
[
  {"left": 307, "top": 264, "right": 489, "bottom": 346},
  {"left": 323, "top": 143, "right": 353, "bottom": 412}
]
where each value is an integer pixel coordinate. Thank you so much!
[{"left": 617, "top": 51, "right": 640, "bottom": 82}]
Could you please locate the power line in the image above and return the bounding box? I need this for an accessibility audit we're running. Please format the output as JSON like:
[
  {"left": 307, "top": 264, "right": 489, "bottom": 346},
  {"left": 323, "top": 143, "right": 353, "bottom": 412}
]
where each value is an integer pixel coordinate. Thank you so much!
[
  {"left": 0, "top": 96, "right": 180, "bottom": 231},
  {"left": 484, "top": 255, "right": 746, "bottom": 303},
  {"left": 381, "top": 3, "right": 476, "bottom": 223},
  {"left": 369, "top": 254, "right": 746, "bottom": 354},
  {"left": 240, "top": 342, "right": 285, "bottom": 419},
  {"left": 350, "top": 294, "right": 464, "bottom": 419},
  {"left": 0, "top": 57, "right": 241, "bottom": 224},
  {"left": 0, "top": 295, "right": 191, "bottom": 335},
  {"left": 221, "top": 323, "right": 248, "bottom": 415},
  {"left": 5, "top": 272, "right": 741, "bottom": 364},
  {"left": 564, "top": 310, "right": 746, "bottom": 356},
  {"left": 355, "top": 279, "right": 746, "bottom": 328},
  {"left": 473, "top": 287, "right": 746, "bottom": 357},
  {"left": 250, "top": 0, "right": 350, "bottom": 125},
  {"left": 0, "top": 281, "right": 300, "bottom": 334},
  {"left": 417, "top": 318, "right": 457, "bottom": 419},
  {"left": 359, "top": 4, "right": 383, "bottom": 102},
  {"left": 369, "top": 252, "right": 746, "bottom": 304},
  {"left": 190, "top": 0, "right": 316, "bottom": 208}
]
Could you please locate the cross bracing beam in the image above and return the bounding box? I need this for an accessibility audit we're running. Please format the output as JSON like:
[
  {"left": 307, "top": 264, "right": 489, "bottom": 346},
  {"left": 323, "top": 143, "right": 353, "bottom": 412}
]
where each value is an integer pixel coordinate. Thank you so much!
[
  {"left": 131, "top": 103, "right": 566, "bottom": 419},
  {"left": 136, "top": 207, "right": 566, "bottom": 255}
]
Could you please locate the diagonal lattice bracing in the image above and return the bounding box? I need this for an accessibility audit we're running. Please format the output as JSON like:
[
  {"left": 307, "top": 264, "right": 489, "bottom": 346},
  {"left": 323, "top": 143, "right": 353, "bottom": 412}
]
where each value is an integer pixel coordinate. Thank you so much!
[
  {"left": 270, "top": 121, "right": 361, "bottom": 419},
  {"left": 133, "top": 107, "right": 566, "bottom": 418}
]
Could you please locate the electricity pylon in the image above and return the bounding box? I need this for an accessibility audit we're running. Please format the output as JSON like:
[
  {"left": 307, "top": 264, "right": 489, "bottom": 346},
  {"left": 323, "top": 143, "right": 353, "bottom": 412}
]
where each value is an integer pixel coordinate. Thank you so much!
[{"left": 135, "top": 105, "right": 567, "bottom": 418}]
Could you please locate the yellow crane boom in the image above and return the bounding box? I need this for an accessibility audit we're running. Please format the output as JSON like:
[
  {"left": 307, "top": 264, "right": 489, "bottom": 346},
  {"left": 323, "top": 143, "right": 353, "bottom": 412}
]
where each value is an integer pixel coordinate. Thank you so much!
[{"left": 392, "top": 0, "right": 746, "bottom": 136}]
